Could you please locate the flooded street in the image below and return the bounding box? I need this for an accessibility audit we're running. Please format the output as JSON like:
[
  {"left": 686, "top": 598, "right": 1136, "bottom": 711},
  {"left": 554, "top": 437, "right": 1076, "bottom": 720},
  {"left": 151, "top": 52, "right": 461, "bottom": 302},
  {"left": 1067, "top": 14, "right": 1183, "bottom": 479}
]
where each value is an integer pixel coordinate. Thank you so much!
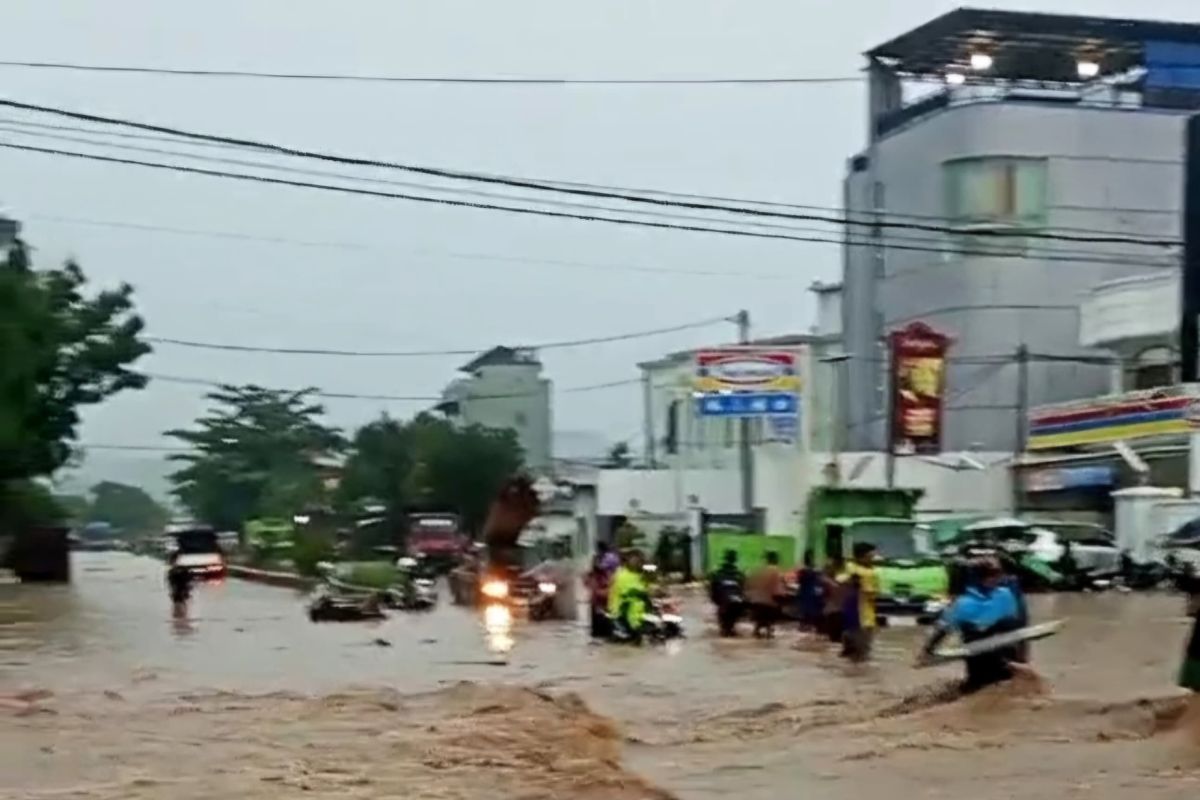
[{"left": 4, "top": 553, "right": 1200, "bottom": 799}]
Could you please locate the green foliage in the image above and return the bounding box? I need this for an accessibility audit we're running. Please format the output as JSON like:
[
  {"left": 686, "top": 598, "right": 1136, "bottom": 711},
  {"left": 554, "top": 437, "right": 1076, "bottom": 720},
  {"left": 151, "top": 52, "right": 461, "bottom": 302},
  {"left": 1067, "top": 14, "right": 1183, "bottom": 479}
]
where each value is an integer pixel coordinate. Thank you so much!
[
  {"left": 338, "top": 560, "right": 399, "bottom": 589},
  {"left": 405, "top": 415, "right": 524, "bottom": 535},
  {"left": 616, "top": 521, "right": 646, "bottom": 551},
  {"left": 339, "top": 413, "right": 524, "bottom": 538},
  {"left": 0, "top": 480, "right": 68, "bottom": 532},
  {"left": 0, "top": 238, "right": 149, "bottom": 524},
  {"left": 166, "top": 385, "right": 343, "bottom": 532},
  {"left": 88, "top": 481, "right": 168, "bottom": 536},
  {"left": 291, "top": 529, "right": 335, "bottom": 577}
]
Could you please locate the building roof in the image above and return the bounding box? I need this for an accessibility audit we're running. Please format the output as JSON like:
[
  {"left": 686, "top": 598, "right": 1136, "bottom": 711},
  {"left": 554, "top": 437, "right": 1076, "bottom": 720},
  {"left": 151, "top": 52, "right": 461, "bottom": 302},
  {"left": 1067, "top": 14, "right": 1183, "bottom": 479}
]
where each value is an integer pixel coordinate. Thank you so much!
[
  {"left": 459, "top": 346, "right": 541, "bottom": 373},
  {"left": 868, "top": 7, "right": 1200, "bottom": 82},
  {"left": 637, "top": 333, "right": 817, "bottom": 371}
]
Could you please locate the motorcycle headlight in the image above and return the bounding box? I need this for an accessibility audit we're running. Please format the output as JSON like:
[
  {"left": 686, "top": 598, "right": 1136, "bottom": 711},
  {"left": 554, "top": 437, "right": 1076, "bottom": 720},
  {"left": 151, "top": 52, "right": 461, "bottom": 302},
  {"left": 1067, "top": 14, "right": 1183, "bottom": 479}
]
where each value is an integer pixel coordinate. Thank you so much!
[
  {"left": 482, "top": 580, "right": 509, "bottom": 599},
  {"left": 484, "top": 603, "right": 512, "bottom": 631},
  {"left": 923, "top": 598, "right": 948, "bottom": 615},
  {"left": 537, "top": 582, "right": 557, "bottom": 595}
]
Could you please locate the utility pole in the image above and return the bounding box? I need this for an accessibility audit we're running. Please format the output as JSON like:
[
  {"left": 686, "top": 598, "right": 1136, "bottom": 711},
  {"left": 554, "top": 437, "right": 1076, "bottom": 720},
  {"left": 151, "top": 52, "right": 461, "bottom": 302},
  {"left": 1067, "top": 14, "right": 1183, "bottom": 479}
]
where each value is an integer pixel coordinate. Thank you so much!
[
  {"left": 884, "top": 334, "right": 896, "bottom": 489},
  {"left": 1013, "top": 344, "right": 1030, "bottom": 514},
  {"left": 735, "top": 309, "right": 755, "bottom": 525},
  {"left": 1183, "top": 115, "right": 1200, "bottom": 382}
]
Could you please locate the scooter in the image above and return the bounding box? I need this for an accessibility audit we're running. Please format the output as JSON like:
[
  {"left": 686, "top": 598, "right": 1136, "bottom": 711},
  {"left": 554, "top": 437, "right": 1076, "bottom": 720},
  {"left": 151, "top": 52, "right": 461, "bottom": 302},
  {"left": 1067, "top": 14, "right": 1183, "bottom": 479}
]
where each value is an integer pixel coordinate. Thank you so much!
[
  {"left": 528, "top": 580, "right": 559, "bottom": 621},
  {"left": 643, "top": 597, "right": 685, "bottom": 641}
]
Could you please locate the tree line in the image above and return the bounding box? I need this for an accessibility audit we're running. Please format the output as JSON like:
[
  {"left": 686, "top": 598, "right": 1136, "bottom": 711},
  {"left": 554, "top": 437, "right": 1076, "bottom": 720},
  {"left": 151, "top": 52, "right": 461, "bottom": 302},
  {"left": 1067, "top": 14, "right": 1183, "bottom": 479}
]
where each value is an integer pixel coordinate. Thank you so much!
[
  {"left": 1, "top": 229, "right": 525, "bottom": 544},
  {"left": 165, "top": 385, "right": 525, "bottom": 544}
]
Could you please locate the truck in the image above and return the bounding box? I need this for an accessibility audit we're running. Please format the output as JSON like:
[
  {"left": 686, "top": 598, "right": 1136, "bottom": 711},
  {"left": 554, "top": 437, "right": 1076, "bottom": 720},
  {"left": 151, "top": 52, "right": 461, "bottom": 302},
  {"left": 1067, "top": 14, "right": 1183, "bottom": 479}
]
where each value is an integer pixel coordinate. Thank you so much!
[
  {"left": 804, "top": 487, "right": 949, "bottom": 625},
  {"left": 406, "top": 512, "right": 469, "bottom": 572}
]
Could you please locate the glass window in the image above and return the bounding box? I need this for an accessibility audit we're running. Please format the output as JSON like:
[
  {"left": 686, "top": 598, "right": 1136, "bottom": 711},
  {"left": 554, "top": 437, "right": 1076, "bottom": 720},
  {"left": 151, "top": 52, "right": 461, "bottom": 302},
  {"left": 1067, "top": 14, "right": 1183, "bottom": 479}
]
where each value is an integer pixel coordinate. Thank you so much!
[{"left": 944, "top": 157, "right": 1047, "bottom": 227}]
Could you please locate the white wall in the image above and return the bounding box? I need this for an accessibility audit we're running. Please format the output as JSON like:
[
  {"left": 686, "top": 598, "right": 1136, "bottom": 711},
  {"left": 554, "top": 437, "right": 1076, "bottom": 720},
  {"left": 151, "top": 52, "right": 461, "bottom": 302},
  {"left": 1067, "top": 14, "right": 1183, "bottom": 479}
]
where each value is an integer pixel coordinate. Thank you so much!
[{"left": 598, "top": 449, "right": 1011, "bottom": 538}]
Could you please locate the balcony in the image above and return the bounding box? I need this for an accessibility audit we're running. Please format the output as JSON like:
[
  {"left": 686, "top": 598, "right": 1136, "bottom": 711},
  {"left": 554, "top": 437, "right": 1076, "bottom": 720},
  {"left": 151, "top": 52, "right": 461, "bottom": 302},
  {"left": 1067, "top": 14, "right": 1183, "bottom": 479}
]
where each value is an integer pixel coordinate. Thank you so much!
[{"left": 1078, "top": 272, "right": 1178, "bottom": 353}]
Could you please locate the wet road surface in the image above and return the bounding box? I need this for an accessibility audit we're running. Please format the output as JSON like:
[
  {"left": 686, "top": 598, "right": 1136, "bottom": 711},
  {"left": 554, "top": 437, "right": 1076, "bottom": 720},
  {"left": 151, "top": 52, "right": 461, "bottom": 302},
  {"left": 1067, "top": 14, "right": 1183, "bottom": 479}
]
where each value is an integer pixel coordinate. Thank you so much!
[{"left": 3, "top": 553, "right": 1200, "bottom": 799}]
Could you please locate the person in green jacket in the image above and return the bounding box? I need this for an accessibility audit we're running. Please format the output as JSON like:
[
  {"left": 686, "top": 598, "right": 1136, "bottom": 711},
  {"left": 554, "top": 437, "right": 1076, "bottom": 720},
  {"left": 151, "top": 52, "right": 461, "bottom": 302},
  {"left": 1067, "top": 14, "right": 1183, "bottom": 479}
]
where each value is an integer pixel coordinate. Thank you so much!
[{"left": 608, "top": 549, "right": 650, "bottom": 643}]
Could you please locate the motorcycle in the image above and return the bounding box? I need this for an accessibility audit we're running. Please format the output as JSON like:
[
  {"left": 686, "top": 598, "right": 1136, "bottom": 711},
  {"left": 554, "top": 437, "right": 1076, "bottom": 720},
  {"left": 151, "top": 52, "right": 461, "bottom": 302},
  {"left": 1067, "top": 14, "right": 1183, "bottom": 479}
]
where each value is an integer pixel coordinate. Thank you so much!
[
  {"left": 712, "top": 578, "right": 745, "bottom": 637},
  {"left": 387, "top": 576, "right": 438, "bottom": 611},
  {"left": 528, "top": 580, "right": 559, "bottom": 621},
  {"left": 307, "top": 586, "right": 387, "bottom": 623},
  {"left": 642, "top": 597, "right": 685, "bottom": 642}
]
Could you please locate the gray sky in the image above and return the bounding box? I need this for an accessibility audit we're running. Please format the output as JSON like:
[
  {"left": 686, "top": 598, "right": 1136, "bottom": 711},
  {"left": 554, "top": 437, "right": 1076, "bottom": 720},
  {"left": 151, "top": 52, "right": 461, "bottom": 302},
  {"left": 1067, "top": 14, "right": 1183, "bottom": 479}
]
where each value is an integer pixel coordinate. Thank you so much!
[{"left": 4, "top": 0, "right": 1198, "bottom": 493}]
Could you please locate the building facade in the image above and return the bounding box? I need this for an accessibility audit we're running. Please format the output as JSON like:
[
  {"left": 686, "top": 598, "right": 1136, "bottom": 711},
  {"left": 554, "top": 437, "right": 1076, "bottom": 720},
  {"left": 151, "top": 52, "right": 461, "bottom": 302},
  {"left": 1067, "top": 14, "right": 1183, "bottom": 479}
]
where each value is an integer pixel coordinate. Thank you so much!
[
  {"left": 438, "top": 346, "right": 553, "bottom": 472},
  {"left": 843, "top": 8, "right": 1196, "bottom": 453}
]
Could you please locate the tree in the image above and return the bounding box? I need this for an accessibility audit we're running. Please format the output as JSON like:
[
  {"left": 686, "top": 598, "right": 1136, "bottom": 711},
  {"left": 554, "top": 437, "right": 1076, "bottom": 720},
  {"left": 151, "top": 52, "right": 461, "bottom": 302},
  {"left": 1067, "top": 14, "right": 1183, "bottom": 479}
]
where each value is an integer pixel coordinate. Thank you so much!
[
  {"left": 88, "top": 481, "right": 168, "bottom": 536},
  {"left": 0, "top": 237, "right": 150, "bottom": 526},
  {"left": 406, "top": 415, "right": 525, "bottom": 536},
  {"left": 336, "top": 415, "right": 414, "bottom": 553},
  {"left": 166, "top": 386, "right": 343, "bottom": 532},
  {"left": 605, "top": 441, "right": 633, "bottom": 468}
]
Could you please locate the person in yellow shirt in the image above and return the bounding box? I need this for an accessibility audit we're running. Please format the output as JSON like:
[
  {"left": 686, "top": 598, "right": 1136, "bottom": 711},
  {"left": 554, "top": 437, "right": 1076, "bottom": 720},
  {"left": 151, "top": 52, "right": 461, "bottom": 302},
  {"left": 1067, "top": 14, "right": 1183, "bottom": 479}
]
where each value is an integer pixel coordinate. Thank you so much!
[
  {"left": 608, "top": 549, "right": 651, "bottom": 643},
  {"left": 839, "top": 542, "right": 879, "bottom": 662}
]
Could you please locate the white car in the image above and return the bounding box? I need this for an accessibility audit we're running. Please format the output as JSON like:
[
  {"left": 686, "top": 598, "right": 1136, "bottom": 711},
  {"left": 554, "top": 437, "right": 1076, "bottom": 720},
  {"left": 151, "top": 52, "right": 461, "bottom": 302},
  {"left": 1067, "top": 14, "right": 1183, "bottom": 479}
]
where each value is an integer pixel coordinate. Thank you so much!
[{"left": 1027, "top": 522, "right": 1120, "bottom": 576}]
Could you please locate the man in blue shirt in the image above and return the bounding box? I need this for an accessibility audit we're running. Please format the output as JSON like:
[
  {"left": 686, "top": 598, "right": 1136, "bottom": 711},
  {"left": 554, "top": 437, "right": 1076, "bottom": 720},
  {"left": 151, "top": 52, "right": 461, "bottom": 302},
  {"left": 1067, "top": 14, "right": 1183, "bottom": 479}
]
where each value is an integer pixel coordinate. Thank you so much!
[{"left": 920, "top": 557, "right": 1024, "bottom": 693}]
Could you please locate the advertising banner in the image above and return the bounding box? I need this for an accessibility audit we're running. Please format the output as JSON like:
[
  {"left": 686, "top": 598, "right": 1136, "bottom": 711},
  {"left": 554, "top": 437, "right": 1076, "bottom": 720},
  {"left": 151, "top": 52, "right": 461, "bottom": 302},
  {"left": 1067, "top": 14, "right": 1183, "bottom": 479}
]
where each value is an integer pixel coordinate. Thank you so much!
[
  {"left": 693, "top": 348, "right": 801, "bottom": 418},
  {"left": 1028, "top": 384, "right": 1200, "bottom": 450},
  {"left": 889, "top": 322, "right": 950, "bottom": 455}
]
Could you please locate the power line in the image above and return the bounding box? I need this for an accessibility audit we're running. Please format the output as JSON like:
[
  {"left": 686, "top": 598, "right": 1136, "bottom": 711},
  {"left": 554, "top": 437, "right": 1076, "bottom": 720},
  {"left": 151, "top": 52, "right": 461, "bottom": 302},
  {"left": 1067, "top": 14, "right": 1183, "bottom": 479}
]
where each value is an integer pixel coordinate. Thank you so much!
[
  {"left": 0, "top": 60, "right": 864, "bottom": 85},
  {"left": 6, "top": 121, "right": 1171, "bottom": 266},
  {"left": 143, "top": 371, "right": 642, "bottom": 400},
  {"left": 25, "top": 212, "right": 796, "bottom": 280},
  {"left": 2, "top": 141, "right": 1180, "bottom": 269},
  {"left": 0, "top": 124, "right": 840, "bottom": 238},
  {"left": 12, "top": 116, "right": 1142, "bottom": 240},
  {"left": 141, "top": 314, "right": 730, "bottom": 357},
  {"left": 0, "top": 97, "right": 1175, "bottom": 248},
  {"left": 0, "top": 141, "right": 842, "bottom": 244}
]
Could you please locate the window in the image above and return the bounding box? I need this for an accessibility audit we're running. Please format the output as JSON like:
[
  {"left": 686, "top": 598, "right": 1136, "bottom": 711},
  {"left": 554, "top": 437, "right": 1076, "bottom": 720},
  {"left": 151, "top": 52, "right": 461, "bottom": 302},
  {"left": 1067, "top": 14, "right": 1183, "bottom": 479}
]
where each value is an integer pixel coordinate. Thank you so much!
[
  {"left": 943, "top": 157, "right": 1047, "bottom": 254},
  {"left": 1127, "top": 346, "right": 1176, "bottom": 390}
]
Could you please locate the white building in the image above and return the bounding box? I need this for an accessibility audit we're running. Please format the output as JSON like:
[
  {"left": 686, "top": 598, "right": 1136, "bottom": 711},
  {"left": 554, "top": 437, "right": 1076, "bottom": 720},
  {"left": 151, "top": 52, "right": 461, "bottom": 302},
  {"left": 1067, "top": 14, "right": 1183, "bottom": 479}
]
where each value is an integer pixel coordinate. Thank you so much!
[
  {"left": 599, "top": 304, "right": 1011, "bottom": 548},
  {"left": 843, "top": 8, "right": 1194, "bottom": 454},
  {"left": 437, "top": 346, "right": 553, "bottom": 472}
]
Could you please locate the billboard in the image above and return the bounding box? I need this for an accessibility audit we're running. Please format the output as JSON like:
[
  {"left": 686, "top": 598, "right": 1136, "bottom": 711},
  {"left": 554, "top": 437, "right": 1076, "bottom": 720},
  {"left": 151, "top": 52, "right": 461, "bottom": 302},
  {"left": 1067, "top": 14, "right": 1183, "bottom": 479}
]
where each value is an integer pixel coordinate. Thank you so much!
[
  {"left": 1028, "top": 385, "right": 1200, "bottom": 450},
  {"left": 693, "top": 348, "right": 800, "bottom": 418},
  {"left": 889, "top": 322, "right": 950, "bottom": 455}
]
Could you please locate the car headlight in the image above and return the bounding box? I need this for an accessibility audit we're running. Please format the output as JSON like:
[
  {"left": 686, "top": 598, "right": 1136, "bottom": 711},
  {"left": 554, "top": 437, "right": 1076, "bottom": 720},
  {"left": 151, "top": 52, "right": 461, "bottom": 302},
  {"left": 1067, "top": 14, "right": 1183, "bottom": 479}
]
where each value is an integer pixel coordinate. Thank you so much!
[
  {"left": 482, "top": 579, "right": 509, "bottom": 599},
  {"left": 537, "top": 582, "right": 557, "bottom": 595}
]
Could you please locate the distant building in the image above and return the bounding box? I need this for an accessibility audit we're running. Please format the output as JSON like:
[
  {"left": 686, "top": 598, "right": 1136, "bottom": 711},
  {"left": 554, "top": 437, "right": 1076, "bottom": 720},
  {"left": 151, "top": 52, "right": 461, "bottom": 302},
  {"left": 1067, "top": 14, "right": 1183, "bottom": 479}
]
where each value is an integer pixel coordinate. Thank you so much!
[
  {"left": 843, "top": 8, "right": 1197, "bottom": 453},
  {"left": 437, "top": 346, "right": 552, "bottom": 472}
]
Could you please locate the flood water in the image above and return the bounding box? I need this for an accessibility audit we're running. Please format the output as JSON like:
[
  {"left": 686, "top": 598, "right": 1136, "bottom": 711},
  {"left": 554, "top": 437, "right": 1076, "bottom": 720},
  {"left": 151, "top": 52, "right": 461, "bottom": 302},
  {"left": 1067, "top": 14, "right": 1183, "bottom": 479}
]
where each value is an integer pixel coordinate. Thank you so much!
[{"left": 3, "top": 553, "right": 1200, "bottom": 799}]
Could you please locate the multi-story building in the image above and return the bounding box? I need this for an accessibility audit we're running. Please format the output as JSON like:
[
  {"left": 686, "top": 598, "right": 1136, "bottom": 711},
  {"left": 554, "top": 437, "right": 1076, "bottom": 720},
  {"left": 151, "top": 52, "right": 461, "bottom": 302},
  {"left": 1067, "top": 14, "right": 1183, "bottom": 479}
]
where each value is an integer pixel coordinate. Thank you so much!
[
  {"left": 437, "top": 346, "right": 553, "bottom": 472},
  {"left": 843, "top": 8, "right": 1195, "bottom": 453}
]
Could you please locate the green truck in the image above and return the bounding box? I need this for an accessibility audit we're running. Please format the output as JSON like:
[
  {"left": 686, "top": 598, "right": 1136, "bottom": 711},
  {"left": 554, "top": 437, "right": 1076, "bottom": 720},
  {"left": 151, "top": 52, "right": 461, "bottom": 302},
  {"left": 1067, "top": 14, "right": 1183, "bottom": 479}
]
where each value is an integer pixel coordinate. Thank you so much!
[{"left": 804, "top": 487, "right": 950, "bottom": 625}]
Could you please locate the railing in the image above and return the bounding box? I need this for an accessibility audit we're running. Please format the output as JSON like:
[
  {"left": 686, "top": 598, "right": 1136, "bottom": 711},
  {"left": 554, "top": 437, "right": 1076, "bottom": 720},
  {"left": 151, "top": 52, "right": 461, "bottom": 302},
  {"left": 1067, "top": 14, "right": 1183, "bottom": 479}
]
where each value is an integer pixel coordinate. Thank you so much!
[{"left": 875, "top": 84, "right": 1200, "bottom": 139}]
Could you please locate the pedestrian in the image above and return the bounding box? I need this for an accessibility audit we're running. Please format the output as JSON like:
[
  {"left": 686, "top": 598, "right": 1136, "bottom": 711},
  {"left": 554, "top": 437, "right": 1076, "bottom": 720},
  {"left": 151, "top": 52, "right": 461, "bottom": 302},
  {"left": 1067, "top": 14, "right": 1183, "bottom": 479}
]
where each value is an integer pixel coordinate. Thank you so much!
[
  {"left": 166, "top": 551, "right": 193, "bottom": 620},
  {"left": 1179, "top": 575, "right": 1200, "bottom": 694},
  {"left": 585, "top": 542, "right": 618, "bottom": 638},
  {"left": 819, "top": 555, "right": 847, "bottom": 645},
  {"left": 746, "top": 551, "right": 787, "bottom": 639},
  {"left": 795, "top": 549, "right": 822, "bottom": 633},
  {"left": 840, "top": 542, "right": 879, "bottom": 663},
  {"left": 709, "top": 549, "right": 746, "bottom": 637}
]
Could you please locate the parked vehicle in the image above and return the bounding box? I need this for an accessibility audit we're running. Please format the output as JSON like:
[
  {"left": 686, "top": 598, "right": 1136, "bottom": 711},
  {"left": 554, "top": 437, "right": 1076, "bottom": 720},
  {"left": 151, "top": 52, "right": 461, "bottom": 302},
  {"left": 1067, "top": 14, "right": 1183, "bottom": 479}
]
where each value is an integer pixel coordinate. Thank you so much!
[
  {"left": 823, "top": 517, "right": 949, "bottom": 624},
  {"left": 942, "top": 517, "right": 1062, "bottom": 590},
  {"left": 307, "top": 585, "right": 387, "bottom": 622},
  {"left": 164, "top": 523, "right": 226, "bottom": 580},
  {"left": 1026, "top": 520, "right": 1120, "bottom": 578}
]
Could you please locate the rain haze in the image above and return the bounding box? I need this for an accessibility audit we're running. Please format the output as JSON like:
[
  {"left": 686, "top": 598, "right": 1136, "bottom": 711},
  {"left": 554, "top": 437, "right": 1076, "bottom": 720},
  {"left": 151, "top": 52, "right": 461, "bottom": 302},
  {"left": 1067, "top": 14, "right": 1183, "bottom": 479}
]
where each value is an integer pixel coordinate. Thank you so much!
[{"left": 3, "top": 0, "right": 1197, "bottom": 497}]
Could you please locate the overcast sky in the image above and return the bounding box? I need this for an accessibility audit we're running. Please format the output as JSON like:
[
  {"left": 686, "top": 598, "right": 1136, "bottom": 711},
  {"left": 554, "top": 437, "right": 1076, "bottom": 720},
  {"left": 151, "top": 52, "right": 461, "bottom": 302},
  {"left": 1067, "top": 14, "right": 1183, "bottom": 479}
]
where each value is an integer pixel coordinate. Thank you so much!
[{"left": 4, "top": 0, "right": 1199, "bottom": 492}]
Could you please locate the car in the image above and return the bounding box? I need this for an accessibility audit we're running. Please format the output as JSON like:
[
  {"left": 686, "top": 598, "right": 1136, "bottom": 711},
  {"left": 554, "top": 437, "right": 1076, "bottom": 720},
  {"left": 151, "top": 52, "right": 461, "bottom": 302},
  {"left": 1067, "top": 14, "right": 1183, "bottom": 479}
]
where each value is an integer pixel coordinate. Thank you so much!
[{"left": 1026, "top": 521, "right": 1120, "bottom": 577}]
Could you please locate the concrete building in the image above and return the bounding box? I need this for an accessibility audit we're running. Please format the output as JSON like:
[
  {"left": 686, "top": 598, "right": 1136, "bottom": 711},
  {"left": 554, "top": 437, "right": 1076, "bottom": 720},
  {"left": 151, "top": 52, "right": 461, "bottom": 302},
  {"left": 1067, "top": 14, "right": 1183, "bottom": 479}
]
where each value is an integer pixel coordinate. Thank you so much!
[
  {"left": 600, "top": 301, "right": 1011, "bottom": 548},
  {"left": 843, "top": 8, "right": 1194, "bottom": 454},
  {"left": 437, "top": 346, "right": 553, "bottom": 472}
]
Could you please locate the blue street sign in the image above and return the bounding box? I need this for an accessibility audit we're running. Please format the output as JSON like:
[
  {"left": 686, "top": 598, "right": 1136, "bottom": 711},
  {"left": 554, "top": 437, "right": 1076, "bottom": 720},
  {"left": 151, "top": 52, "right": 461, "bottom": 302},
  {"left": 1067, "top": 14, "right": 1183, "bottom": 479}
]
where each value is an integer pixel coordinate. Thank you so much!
[{"left": 695, "top": 392, "right": 797, "bottom": 417}]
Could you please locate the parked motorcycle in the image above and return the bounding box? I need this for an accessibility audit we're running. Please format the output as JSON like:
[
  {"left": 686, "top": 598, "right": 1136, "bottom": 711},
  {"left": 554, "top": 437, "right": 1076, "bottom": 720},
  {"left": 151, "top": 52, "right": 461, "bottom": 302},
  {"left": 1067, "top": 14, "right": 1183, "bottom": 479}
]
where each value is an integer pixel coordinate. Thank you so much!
[{"left": 307, "top": 586, "right": 387, "bottom": 622}]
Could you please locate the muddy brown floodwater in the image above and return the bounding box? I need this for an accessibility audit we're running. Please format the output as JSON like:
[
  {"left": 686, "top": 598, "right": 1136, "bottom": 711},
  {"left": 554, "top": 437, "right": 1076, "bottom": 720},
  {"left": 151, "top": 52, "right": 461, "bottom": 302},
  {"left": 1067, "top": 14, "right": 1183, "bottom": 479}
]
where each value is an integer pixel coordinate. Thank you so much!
[{"left": 3, "top": 553, "right": 1200, "bottom": 799}]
